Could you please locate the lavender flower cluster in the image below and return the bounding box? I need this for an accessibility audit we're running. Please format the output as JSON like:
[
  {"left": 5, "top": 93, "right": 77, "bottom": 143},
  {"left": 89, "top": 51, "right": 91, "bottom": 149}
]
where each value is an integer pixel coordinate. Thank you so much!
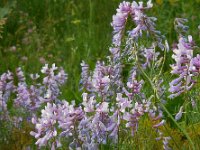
[
  {"left": 1, "top": 1, "right": 200, "bottom": 150},
  {"left": 169, "top": 19, "right": 200, "bottom": 99}
]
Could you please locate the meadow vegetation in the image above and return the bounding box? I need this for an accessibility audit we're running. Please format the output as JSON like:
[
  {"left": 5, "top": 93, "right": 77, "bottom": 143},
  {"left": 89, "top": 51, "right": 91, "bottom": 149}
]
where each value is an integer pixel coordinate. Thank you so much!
[{"left": 1, "top": 0, "right": 200, "bottom": 149}]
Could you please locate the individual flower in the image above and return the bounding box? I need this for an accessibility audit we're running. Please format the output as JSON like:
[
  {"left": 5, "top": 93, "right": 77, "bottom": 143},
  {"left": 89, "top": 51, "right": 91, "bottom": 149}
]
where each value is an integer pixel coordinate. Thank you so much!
[
  {"left": 153, "top": 120, "right": 165, "bottom": 128},
  {"left": 30, "top": 73, "right": 40, "bottom": 80},
  {"left": 175, "top": 106, "right": 183, "bottom": 121},
  {"left": 162, "top": 137, "right": 172, "bottom": 150},
  {"left": 78, "top": 116, "right": 93, "bottom": 148}
]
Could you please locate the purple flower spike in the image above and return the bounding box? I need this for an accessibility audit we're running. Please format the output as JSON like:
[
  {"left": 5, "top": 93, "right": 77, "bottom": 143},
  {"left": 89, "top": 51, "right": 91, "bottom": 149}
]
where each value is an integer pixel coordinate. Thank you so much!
[
  {"left": 142, "top": 46, "right": 160, "bottom": 69},
  {"left": 0, "top": 71, "right": 14, "bottom": 119},
  {"left": 190, "top": 54, "right": 200, "bottom": 73},
  {"left": 30, "top": 103, "right": 60, "bottom": 148},
  {"left": 80, "top": 61, "right": 92, "bottom": 91},
  {"left": 124, "top": 100, "right": 151, "bottom": 136},
  {"left": 41, "top": 64, "right": 67, "bottom": 102},
  {"left": 16, "top": 67, "right": 26, "bottom": 83},
  {"left": 111, "top": 1, "right": 131, "bottom": 47},
  {"left": 123, "top": 70, "right": 143, "bottom": 100},
  {"left": 169, "top": 35, "right": 197, "bottom": 98}
]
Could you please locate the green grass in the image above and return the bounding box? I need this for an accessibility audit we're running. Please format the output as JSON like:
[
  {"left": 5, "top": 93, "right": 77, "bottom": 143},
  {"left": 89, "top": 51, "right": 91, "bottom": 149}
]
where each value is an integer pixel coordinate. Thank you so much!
[{"left": 1, "top": 0, "right": 200, "bottom": 149}]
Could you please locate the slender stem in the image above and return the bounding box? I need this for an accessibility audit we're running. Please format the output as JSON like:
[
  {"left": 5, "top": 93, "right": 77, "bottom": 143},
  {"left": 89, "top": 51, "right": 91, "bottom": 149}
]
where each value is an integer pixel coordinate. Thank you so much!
[
  {"left": 118, "top": 123, "right": 120, "bottom": 150},
  {"left": 160, "top": 103, "right": 195, "bottom": 150},
  {"left": 132, "top": 30, "right": 195, "bottom": 149},
  {"left": 137, "top": 57, "right": 195, "bottom": 150},
  {"left": 163, "top": 125, "right": 180, "bottom": 150},
  {"left": 158, "top": 46, "right": 166, "bottom": 77},
  {"left": 89, "top": 0, "right": 93, "bottom": 39}
]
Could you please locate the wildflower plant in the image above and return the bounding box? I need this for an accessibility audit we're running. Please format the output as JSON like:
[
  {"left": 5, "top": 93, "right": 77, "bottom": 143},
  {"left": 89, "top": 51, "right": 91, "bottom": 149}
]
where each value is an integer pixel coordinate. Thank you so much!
[{"left": 0, "top": 0, "right": 200, "bottom": 150}]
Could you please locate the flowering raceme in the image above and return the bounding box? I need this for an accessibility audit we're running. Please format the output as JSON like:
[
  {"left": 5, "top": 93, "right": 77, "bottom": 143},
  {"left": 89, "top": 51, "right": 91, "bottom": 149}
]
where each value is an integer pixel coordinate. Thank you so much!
[
  {"left": 123, "top": 100, "right": 150, "bottom": 135},
  {"left": 169, "top": 35, "right": 198, "bottom": 98},
  {"left": 110, "top": 0, "right": 166, "bottom": 63},
  {"left": 80, "top": 61, "right": 91, "bottom": 91},
  {"left": 191, "top": 54, "right": 200, "bottom": 73},
  {"left": 0, "top": 71, "right": 14, "bottom": 119},
  {"left": 142, "top": 46, "right": 160, "bottom": 69},
  {"left": 30, "top": 103, "right": 61, "bottom": 148},
  {"left": 123, "top": 70, "right": 144, "bottom": 100},
  {"left": 41, "top": 64, "right": 68, "bottom": 101},
  {"left": 111, "top": 1, "right": 131, "bottom": 47},
  {"left": 14, "top": 64, "right": 68, "bottom": 112},
  {"left": 111, "top": 0, "right": 159, "bottom": 46}
]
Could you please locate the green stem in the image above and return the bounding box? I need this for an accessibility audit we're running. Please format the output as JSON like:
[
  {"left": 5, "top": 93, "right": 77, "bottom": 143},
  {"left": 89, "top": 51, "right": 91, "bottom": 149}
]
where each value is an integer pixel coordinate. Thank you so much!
[
  {"left": 138, "top": 60, "right": 195, "bottom": 150},
  {"left": 118, "top": 123, "right": 120, "bottom": 150},
  {"left": 164, "top": 125, "right": 180, "bottom": 150},
  {"left": 158, "top": 46, "right": 166, "bottom": 78},
  {"left": 89, "top": 0, "right": 93, "bottom": 39},
  {"left": 160, "top": 103, "right": 195, "bottom": 150}
]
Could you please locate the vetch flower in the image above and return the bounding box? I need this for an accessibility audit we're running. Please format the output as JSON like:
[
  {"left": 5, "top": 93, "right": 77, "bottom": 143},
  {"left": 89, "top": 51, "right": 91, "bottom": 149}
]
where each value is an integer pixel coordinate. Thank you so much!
[
  {"left": 116, "top": 93, "right": 131, "bottom": 113},
  {"left": 82, "top": 93, "right": 96, "bottom": 113},
  {"left": 190, "top": 54, "right": 200, "bottom": 73},
  {"left": 30, "top": 103, "right": 61, "bottom": 148},
  {"left": 0, "top": 71, "right": 14, "bottom": 119},
  {"left": 153, "top": 120, "right": 165, "bottom": 128},
  {"left": 169, "top": 35, "right": 197, "bottom": 98},
  {"left": 41, "top": 64, "right": 67, "bottom": 102},
  {"left": 16, "top": 67, "right": 25, "bottom": 83},
  {"left": 80, "top": 61, "right": 92, "bottom": 91},
  {"left": 175, "top": 106, "right": 183, "bottom": 121},
  {"left": 111, "top": 1, "right": 131, "bottom": 47}
]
